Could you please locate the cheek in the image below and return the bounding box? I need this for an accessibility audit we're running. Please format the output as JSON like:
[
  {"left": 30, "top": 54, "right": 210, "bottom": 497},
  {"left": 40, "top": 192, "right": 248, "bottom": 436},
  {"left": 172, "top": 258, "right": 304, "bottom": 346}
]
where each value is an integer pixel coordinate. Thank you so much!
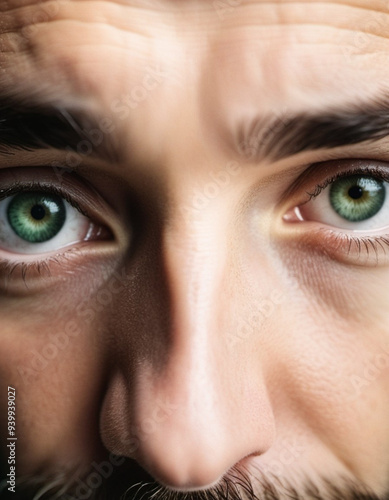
[
  {"left": 271, "top": 308, "right": 389, "bottom": 486},
  {"left": 241, "top": 235, "right": 389, "bottom": 482},
  {"left": 275, "top": 258, "right": 389, "bottom": 480},
  {"left": 0, "top": 268, "right": 115, "bottom": 473}
]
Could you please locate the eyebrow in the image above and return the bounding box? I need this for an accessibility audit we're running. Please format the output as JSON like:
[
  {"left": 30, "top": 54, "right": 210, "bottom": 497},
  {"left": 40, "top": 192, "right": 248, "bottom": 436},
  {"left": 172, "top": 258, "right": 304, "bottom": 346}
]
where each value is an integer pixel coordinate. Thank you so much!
[
  {"left": 0, "top": 95, "right": 118, "bottom": 163},
  {"left": 236, "top": 95, "right": 389, "bottom": 162},
  {"left": 1, "top": 94, "right": 389, "bottom": 166}
]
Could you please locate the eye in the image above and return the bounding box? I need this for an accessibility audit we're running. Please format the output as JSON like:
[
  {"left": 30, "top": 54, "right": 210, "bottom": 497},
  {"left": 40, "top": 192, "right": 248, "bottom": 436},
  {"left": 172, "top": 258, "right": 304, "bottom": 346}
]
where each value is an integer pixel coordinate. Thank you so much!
[
  {"left": 0, "top": 189, "right": 98, "bottom": 255},
  {"left": 293, "top": 173, "right": 389, "bottom": 231},
  {"left": 281, "top": 161, "right": 389, "bottom": 265}
]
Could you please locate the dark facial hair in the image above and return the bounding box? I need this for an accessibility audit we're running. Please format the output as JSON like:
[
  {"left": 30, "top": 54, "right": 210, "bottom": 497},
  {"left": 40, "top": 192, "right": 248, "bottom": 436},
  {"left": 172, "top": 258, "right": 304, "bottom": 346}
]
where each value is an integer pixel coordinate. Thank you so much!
[{"left": 2, "top": 458, "right": 388, "bottom": 500}]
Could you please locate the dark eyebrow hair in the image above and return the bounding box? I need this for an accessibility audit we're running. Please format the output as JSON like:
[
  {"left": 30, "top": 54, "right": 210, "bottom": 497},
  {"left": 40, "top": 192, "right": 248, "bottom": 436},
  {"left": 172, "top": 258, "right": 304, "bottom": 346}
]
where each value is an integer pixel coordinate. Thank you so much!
[
  {"left": 236, "top": 95, "right": 389, "bottom": 162},
  {"left": 2, "top": 94, "right": 389, "bottom": 167},
  {"left": 0, "top": 95, "right": 117, "bottom": 163}
]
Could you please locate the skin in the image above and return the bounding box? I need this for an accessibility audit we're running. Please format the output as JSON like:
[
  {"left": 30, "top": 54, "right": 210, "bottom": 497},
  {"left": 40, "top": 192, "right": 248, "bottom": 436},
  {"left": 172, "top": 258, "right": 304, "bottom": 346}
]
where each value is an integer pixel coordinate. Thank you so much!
[{"left": 0, "top": 0, "right": 389, "bottom": 498}]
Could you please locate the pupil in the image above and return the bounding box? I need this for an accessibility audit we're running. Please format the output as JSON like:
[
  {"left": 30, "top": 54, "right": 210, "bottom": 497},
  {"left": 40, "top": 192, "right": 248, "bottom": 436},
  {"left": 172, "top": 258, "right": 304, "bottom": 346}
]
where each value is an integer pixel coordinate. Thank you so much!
[
  {"left": 30, "top": 204, "right": 46, "bottom": 221},
  {"left": 348, "top": 185, "right": 364, "bottom": 200}
]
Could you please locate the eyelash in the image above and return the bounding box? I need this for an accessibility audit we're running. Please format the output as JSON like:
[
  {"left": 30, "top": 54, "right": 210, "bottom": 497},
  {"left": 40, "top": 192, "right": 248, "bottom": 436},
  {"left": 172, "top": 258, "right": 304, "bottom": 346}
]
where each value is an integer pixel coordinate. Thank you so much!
[
  {"left": 0, "top": 244, "right": 88, "bottom": 287},
  {"left": 327, "top": 232, "right": 389, "bottom": 259},
  {"left": 305, "top": 166, "right": 389, "bottom": 201},
  {"left": 1, "top": 250, "right": 71, "bottom": 279},
  {"left": 0, "top": 180, "right": 87, "bottom": 217}
]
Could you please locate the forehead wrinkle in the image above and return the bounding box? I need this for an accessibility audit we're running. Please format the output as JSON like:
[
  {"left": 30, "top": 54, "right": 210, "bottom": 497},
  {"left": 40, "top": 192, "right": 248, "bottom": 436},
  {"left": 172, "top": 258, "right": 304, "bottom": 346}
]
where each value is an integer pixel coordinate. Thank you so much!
[
  {"left": 0, "top": 0, "right": 214, "bottom": 27},
  {"left": 3, "top": 0, "right": 389, "bottom": 30},
  {"left": 2, "top": 1, "right": 389, "bottom": 59},
  {"left": 217, "top": 2, "right": 389, "bottom": 39},
  {"left": 0, "top": 0, "right": 210, "bottom": 11},
  {"left": 1, "top": 2, "right": 160, "bottom": 37},
  {"left": 1, "top": 0, "right": 388, "bottom": 10},
  {"left": 0, "top": 1, "right": 211, "bottom": 112},
  {"left": 267, "top": 0, "right": 389, "bottom": 16},
  {"left": 0, "top": 0, "right": 210, "bottom": 73}
]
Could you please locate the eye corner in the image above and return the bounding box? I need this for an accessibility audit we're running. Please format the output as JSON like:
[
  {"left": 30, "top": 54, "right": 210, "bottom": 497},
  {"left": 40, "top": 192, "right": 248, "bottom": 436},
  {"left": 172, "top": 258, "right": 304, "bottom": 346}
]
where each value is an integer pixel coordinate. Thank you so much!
[{"left": 282, "top": 206, "right": 304, "bottom": 223}]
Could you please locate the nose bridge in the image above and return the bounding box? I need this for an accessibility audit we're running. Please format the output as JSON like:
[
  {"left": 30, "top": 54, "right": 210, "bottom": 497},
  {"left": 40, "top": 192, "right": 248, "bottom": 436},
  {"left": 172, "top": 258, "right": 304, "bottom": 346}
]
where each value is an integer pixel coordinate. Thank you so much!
[
  {"left": 164, "top": 205, "right": 227, "bottom": 347},
  {"left": 152, "top": 205, "right": 229, "bottom": 423}
]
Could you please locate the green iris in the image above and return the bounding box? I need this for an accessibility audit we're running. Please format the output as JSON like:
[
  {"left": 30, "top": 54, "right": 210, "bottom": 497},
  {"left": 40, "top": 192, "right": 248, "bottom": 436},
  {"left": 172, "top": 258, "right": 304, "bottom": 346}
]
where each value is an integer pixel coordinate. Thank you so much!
[
  {"left": 329, "top": 175, "right": 386, "bottom": 222},
  {"left": 7, "top": 192, "right": 66, "bottom": 243}
]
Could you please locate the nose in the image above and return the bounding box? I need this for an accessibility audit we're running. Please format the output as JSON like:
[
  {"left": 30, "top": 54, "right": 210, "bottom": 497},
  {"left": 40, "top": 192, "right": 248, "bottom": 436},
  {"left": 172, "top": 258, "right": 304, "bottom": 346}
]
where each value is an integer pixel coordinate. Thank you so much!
[{"left": 100, "top": 205, "right": 275, "bottom": 490}]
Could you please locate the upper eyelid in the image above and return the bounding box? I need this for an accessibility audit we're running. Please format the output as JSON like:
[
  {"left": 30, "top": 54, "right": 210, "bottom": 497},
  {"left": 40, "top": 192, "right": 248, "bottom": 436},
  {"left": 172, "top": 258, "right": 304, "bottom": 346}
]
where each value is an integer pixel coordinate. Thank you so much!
[
  {"left": 0, "top": 181, "right": 88, "bottom": 218},
  {"left": 305, "top": 168, "right": 389, "bottom": 202},
  {"left": 286, "top": 160, "right": 389, "bottom": 205},
  {"left": 0, "top": 167, "right": 115, "bottom": 224}
]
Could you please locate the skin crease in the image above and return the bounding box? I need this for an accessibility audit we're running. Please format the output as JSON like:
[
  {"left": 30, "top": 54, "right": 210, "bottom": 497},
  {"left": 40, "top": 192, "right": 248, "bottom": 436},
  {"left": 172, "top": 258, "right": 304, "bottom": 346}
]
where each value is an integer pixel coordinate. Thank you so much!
[{"left": 0, "top": 0, "right": 389, "bottom": 498}]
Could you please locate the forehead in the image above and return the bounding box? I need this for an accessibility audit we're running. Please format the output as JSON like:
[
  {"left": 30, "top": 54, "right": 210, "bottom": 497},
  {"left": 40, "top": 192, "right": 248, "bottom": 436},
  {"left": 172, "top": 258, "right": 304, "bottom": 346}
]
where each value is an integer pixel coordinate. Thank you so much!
[{"left": 1, "top": 0, "right": 389, "bottom": 133}]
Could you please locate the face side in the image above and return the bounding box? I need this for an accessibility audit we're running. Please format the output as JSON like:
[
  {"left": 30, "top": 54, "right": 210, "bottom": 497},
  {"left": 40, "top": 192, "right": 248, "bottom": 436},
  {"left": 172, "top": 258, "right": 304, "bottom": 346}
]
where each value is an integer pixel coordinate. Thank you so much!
[{"left": 0, "top": 0, "right": 389, "bottom": 498}]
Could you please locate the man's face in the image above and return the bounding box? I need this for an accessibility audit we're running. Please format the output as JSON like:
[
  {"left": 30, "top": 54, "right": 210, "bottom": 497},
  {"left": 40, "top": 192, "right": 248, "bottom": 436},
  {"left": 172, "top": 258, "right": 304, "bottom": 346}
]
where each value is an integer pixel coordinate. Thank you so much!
[{"left": 0, "top": 0, "right": 389, "bottom": 498}]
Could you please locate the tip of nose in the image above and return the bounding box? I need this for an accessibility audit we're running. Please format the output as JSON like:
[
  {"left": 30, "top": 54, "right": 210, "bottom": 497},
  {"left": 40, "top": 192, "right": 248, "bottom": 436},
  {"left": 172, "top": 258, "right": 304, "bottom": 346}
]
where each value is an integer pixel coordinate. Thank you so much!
[
  {"left": 137, "top": 444, "right": 227, "bottom": 491},
  {"left": 149, "top": 470, "right": 223, "bottom": 492},
  {"left": 156, "top": 471, "right": 222, "bottom": 493}
]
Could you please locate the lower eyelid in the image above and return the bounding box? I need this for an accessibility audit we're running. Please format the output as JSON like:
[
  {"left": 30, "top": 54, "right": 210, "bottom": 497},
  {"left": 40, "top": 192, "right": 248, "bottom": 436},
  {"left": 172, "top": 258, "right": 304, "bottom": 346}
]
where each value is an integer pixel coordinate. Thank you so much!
[
  {"left": 278, "top": 220, "right": 389, "bottom": 267},
  {"left": 0, "top": 241, "right": 119, "bottom": 296},
  {"left": 0, "top": 250, "right": 79, "bottom": 295}
]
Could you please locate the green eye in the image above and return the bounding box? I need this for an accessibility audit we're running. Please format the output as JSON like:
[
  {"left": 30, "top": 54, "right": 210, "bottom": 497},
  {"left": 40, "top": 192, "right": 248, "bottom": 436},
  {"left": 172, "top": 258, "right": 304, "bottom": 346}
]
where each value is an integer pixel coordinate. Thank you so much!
[
  {"left": 7, "top": 192, "right": 66, "bottom": 243},
  {"left": 329, "top": 175, "right": 386, "bottom": 222}
]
